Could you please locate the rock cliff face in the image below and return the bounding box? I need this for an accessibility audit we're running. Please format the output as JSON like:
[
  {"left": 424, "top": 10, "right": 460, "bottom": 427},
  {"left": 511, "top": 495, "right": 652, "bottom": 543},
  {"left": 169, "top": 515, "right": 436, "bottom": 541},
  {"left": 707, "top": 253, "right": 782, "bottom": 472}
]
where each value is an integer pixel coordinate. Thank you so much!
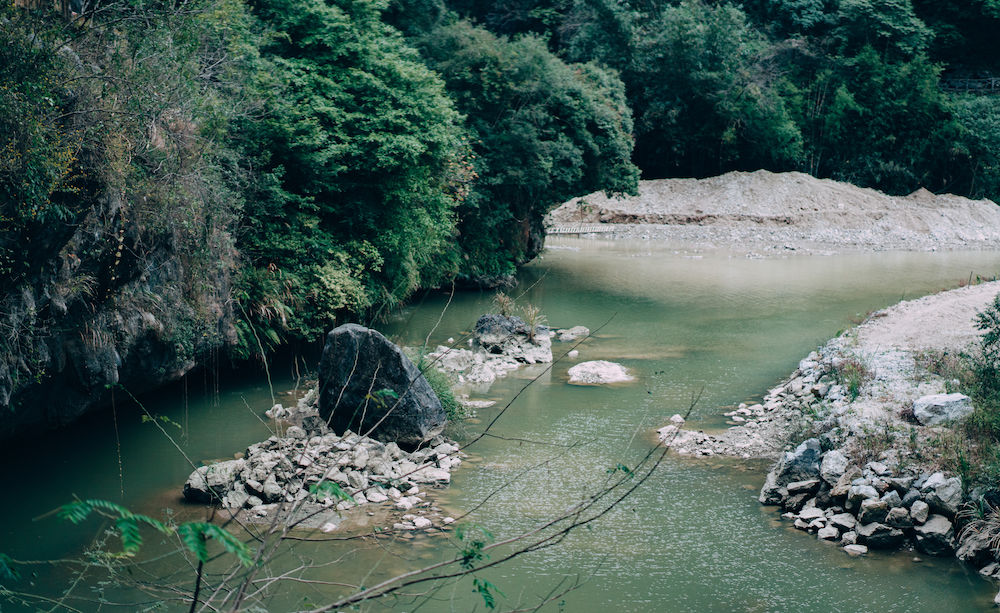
[{"left": 0, "top": 189, "right": 237, "bottom": 441}]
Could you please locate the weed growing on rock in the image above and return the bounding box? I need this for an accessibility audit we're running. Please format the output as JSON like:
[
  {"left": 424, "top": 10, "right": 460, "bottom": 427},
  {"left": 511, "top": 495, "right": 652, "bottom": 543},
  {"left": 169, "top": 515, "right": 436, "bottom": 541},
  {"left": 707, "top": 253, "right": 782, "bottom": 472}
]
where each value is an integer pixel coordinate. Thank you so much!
[
  {"left": 521, "top": 303, "right": 547, "bottom": 343},
  {"left": 418, "top": 354, "right": 467, "bottom": 420},
  {"left": 849, "top": 421, "right": 899, "bottom": 464},
  {"left": 492, "top": 291, "right": 515, "bottom": 317},
  {"left": 834, "top": 356, "right": 873, "bottom": 401}
]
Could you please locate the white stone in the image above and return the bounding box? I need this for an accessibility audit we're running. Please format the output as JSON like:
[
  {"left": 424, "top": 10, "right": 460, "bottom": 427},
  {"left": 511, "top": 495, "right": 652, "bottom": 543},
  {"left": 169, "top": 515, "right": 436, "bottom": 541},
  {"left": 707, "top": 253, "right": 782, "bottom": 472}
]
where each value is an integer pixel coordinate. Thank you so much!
[
  {"left": 911, "top": 500, "right": 930, "bottom": 524},
  {"left": 567, "top": 361, "right": 635, "bottom": 385},
  {"left": 921, "top": 473, "right": 963, "bottom": 516},
  {"left": 798, "top": 507, "right": 825, "bottom": 521},
  {"left": 818, "top": 526, "right": 839, "bottom": 540},
  {"left": 844, "top": 544, "right": 868, "bottom": 556},
  {"left": 556, "top": 326, "right": 590, "bottom": 342},
  {"left": 913, "top": 393, "right": 973, "bottom": 425},
  {"left": 413, "top": 517, "right": 432, "bottom": 529}
]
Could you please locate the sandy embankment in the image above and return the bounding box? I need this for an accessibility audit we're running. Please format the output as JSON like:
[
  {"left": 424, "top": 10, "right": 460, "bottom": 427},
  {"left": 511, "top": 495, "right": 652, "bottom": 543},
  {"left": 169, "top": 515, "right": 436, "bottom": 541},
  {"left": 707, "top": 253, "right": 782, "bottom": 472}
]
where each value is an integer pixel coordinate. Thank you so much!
[
  {"left": 660, "top": 281, "right": 1000, "bottom": 460},
  {"left": 546, "top": 170, "right": 1000, "bottom": 253}
]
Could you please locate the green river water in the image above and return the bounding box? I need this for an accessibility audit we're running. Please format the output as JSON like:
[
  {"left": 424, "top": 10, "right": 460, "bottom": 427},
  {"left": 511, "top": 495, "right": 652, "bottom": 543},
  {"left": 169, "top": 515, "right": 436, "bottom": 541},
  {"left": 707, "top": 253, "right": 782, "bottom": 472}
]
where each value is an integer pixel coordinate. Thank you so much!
[{"left": 4, "top": 238, "right": 1000, "bottom": 611}]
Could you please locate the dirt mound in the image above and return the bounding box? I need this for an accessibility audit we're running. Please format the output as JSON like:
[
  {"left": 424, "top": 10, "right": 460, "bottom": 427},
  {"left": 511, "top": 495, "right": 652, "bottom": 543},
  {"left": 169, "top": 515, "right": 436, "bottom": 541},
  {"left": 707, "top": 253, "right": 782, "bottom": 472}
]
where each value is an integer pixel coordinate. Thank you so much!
[{"left": 546, "top": 170, "right": 1000, "bottom": 250}]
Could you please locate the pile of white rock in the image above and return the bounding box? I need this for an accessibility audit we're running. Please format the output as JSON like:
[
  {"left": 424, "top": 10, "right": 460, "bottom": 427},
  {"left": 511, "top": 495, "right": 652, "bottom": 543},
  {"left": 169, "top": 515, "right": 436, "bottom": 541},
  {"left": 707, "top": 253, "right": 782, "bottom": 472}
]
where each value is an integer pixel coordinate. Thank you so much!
[
  {"left": 183, "top": 390, "right": 464, "bottom": 528},
  {"left": 658, "top": 347, "right": 850, "bottom": 458},
  {"left": 426, "top": 315, "right": 592, "bottom": 386}
]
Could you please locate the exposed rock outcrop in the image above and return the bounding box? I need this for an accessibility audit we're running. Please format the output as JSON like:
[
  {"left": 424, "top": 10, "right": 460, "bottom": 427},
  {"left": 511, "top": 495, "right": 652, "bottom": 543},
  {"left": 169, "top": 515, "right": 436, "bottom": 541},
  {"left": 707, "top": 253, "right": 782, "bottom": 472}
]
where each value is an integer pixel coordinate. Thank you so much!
[
  {"left": 426, "top": 314, "right": 553, "bottom": 387},
  {"left": 318, "top": 324, "right": 446, "bottom": 446}
]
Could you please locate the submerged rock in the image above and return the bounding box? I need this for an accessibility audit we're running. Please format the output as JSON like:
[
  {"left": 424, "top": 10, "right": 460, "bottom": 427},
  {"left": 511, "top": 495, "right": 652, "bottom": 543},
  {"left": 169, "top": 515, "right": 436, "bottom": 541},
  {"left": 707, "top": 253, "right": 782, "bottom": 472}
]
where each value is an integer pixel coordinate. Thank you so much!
[
  {"left": 567, "top": 360, "right": 634, "bottom": 385},
  {"left": 555, "top": 326, "right": 590, "bottom": 342},
  {"left": 318, "top": 324, "right": 445, "bottom": 446}
]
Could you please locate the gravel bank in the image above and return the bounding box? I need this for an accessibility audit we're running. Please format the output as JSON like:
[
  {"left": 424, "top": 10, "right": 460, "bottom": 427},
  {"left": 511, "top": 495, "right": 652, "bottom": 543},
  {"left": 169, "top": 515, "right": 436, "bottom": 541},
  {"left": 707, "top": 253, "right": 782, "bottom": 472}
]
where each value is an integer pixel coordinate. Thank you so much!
[
  {"left": 658, "top": 282, "right": 1000, "bottom": 569},
  {"left": 546, "top": 170, "right": 1000, "bottom": 252},
  {"left": 662, "top": 281, "right": 1000, "bottom": 460}
]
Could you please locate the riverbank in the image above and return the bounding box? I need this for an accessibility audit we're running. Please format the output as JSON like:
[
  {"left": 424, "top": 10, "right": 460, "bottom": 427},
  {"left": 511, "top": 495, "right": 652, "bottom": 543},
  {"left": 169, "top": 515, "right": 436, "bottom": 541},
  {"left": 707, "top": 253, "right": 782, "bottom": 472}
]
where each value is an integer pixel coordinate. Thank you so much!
[
  {"left": 660, "top": 281, "right": 1000, "bottom": 584},
  {"left": 546, "top": 170, "right": 1000, "bottom": 254}
]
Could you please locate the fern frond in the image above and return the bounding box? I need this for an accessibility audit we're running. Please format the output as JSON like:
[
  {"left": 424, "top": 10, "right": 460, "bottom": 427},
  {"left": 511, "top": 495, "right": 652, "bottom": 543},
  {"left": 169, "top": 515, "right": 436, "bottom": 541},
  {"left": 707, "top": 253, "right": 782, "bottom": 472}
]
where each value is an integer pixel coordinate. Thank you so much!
[
  {"left": 115, "top": 517, "right": 142, "bottom": 555},
  {"left": 201, "top": 524, "right": 254, "bottom": 567},
  {"left": 177, "top": 523, "right": 210, "bottom": 563},
  {"left": 177, "top": 522, "right": 254, "bottom": 567}
]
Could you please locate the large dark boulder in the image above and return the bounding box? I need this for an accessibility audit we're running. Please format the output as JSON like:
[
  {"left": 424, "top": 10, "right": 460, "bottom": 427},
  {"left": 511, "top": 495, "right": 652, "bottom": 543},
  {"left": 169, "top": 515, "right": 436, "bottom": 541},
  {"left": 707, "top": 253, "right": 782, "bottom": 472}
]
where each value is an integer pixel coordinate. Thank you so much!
[{"left": 317, "top": 324, "right": 445, "bottom": 446}]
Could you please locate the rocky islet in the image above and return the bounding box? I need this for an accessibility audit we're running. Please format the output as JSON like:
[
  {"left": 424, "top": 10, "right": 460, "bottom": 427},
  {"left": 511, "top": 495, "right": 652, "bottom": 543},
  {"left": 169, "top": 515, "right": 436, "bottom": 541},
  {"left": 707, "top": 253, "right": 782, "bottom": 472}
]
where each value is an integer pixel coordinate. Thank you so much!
[{"left": 183, "top": 389, "right": 463, "bottom": 532}]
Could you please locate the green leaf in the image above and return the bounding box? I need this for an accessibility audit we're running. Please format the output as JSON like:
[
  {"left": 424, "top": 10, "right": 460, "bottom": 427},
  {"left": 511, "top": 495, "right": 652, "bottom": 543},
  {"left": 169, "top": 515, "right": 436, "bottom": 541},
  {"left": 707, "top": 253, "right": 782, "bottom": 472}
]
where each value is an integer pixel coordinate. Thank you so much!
[
  {"left": 177, "top": 522, "right": 254, "bottom": 567},
  {"left": 473, "top": 577, "right": 505, "bottom": 609},
  {"left": 177, "top": 523, "right": 210, "bottom": 563},
  {"left": 116, "top": 517, "right": 143, "bottom": 555},
  {"left": 309, "top": 480, "right": 352, "bottom": 503},
  {"left": 607, "top": 463, "right": 634, "bottom": 479},
  {"left": 455, "top": 524, "right": 494, "bottom": 570}
]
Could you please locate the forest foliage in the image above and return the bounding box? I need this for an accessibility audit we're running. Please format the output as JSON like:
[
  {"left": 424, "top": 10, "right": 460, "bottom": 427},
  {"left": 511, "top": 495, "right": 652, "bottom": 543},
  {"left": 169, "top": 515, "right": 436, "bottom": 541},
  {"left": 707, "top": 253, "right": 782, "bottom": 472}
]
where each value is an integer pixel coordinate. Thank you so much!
[{"left": 2, "top": 0, "right": 1000, "bottom": 369}]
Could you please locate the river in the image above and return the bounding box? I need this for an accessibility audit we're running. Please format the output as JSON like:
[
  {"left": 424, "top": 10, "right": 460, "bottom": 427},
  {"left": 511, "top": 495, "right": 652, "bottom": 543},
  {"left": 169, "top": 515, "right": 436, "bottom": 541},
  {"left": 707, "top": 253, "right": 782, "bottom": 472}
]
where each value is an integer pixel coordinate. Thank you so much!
[{"left": 3, "top": 238, "right": 1000, "bottom": 611}]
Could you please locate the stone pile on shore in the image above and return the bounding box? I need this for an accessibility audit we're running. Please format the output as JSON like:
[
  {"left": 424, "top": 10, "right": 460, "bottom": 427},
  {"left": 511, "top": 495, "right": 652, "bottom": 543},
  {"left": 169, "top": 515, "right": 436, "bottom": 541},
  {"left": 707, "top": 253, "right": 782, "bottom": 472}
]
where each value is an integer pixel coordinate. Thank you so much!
[
  {"left": 658, "top": 346, "right": 848, "bottom": 458},
  {"left": 759, "top": 437, "right": 972, "bottom": 559},
  {"left": 658, "top": 284, "right": 1000, "bottom": 585},
  {"left": 183, "top": 390, "right": 464, "bottom": 529}
]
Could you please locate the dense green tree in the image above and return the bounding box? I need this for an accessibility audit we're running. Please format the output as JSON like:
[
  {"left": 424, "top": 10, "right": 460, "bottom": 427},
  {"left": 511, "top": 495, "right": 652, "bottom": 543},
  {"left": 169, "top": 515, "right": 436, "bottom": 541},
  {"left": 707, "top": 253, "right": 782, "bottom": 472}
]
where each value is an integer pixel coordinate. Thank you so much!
[
  {"left": 832, "top": 0, "right": 932, "bottom": 60},
  {"left": 951, "top": 95, "right": 1000, "bottom": 200},
  {"left": 804, "top": 48, "right": 958, "bottom": 193},
  {"left": 912, "top": 0, "right": 1000, "bottom": 72},
  {"left": 236, "top": 0, "right": 469, "bottom": 348},
  {"left": 416, "top": 21, "right": 639, "bottom": 281},
  {"left": 447, "top": 0, "right": 572, "bottom": 41},
  {"left": 559, "top": 0, "right": 640, "bottom": 70},
  {"left": 742, "top": 0, "right": 838, "bottom": 37},
  {"left": 627, "top": 0, "right": 803, "bottom": 177}
]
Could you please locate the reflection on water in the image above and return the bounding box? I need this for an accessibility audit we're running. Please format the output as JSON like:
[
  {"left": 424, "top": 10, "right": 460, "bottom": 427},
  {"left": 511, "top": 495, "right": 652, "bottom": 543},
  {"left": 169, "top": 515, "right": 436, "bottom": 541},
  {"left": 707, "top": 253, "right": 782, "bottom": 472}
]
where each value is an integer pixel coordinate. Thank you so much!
[{"left": 2, "top": 239, "right": 1000, "bottom": 611}]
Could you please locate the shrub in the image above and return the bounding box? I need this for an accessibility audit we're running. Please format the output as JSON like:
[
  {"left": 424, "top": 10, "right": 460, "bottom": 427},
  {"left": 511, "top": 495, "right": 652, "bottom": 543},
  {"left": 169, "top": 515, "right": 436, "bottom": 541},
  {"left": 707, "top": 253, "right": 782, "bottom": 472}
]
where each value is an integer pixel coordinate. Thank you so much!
[
  {"left": 834, "top": 356, "right": 872, "bottom": 401},
  {"left": 418, "top": 355, "right": 466, "bottom": 420}
]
